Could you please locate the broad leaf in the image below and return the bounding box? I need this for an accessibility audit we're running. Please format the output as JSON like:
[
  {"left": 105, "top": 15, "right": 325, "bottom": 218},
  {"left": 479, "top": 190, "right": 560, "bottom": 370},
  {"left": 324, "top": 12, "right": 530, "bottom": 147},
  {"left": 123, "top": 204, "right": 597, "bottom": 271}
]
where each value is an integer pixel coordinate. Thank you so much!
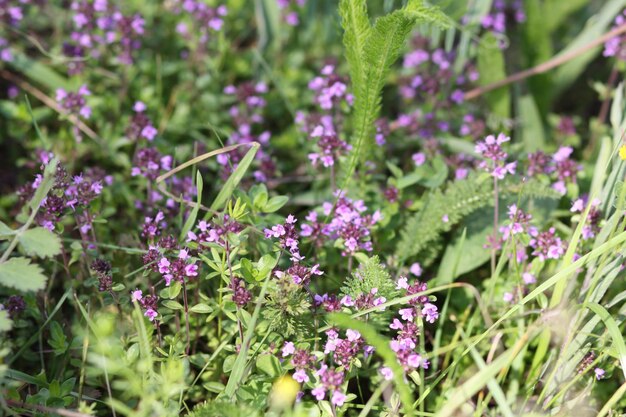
[
  {"left": 18, "top": 227, "right": 62, "bottom": 258},
  {"left": 0, "top": 257, "right": 47, "bottom": 292}
]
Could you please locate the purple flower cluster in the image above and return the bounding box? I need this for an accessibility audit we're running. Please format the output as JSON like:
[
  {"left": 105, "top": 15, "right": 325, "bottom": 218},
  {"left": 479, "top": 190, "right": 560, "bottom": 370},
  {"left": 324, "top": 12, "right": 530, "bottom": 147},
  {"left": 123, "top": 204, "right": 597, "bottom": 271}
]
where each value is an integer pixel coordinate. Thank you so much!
[
  {"left": 220, "top": 82, "right": 274, "bottom": 182},
  {"left": 91, "top": 258, "right": 113, "bottom": 291},
  {"left": 307, "top": 121, "right": 351, "bottom": 168},
  {"left": 1, "top": 295, "right": 26, "bottom": 318},
  {"left": 308, "top": 65, "right": 352, "bottom": 111},
  {"left": 0, "top": 0, "right": 30, "bottom": 25},
  {"left": 392, "top": 35, "right": 485, "bottom": 155},
  {"left": 277, "top": 0, "right": 306, "bottom": 26},
  {"left": 131, "top": 147, "right": 172, "bottom": 180},
  {"left": 301, "top": 193, "right": 381, "bottom": 256},
  {"left": 187, "top": 217, "right": 244, "bottom": 248},
  {"left": 480, "top": 0, "right": 525, "bottom": 45},
  {"left": 66, "top": 0, "right": 145, "bottom": 68},
  {"left": 156, "top": 249, "right": 199, "bottom": 286},
  {"left": 56, "top": 85, "right": 92, "bottom": 120},
  {"left": 474, "top": 133, "right": 517, "bottom": 180},
  {"left": 604, "top": 10, "right": 626, "bottom": 60},
  {"left": 526, "top": 146, "right": 582, "bottom": 195},
  {"left": 131, "top": 289, "right": 159, "bottom": 321},
  {"left": 265, "top": 215, "right": 324, "bottom": 285},
  {"left": 126, "top": 101, "right": 158, "bottom": 141},
  {"left": 173, "top": 0, "right": 227, "bottom": 49},
  {"left": 18, "top": 155, "right": 108, "bottom": 232},
  {"left": 0, "top": 37, "right": 13, "bottom": 62}
]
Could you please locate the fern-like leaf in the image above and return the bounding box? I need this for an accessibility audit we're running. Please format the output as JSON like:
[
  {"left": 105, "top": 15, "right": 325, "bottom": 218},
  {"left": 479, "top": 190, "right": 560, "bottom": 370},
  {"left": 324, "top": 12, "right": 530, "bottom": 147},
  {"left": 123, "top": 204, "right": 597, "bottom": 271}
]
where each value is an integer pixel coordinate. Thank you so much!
[
  {"left": 341, "top": 255, "right": 398, "bottom": 300},
  {"left": 339, "top": 0, "right": 370, "bottom": 90},
  {"left": 339, "top": 1, "right": 449, "bottom": 186},
  {"left": 396, "top": 175, "right": 560, "bottom": 262}
]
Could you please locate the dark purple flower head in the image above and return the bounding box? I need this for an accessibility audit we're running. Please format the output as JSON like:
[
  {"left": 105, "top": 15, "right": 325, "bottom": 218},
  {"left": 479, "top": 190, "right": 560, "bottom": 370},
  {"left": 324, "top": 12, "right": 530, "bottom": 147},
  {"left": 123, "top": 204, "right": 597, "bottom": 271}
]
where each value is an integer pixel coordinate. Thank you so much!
[
  {"left": 131, "top": 147, "right": 172, "bottom": 180},
  {"left": 2, "top": 295, "right": 26, "bottom": 318}
]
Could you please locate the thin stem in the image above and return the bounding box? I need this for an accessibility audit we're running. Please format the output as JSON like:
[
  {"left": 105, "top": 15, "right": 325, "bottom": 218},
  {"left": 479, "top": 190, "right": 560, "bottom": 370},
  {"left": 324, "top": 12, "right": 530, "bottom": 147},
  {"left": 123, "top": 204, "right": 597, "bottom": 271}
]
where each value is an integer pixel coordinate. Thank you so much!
[
  {"left": 464, "top": 23, "right": 626, "bottom": 100},
  {"left": 182, "top": 280, "right": 191, "bottom": 355},
  {"left": 491, "top": 177, "right": 499, "bottom": 275}
]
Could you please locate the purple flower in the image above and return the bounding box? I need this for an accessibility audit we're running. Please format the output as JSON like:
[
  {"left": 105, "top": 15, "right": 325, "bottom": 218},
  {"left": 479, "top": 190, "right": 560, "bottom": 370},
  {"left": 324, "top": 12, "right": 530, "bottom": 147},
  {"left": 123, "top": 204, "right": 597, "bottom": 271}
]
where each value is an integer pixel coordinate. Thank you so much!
[
  {"left": 331, "top": 391, "right": 346, "bottom": 407},
  {"left": 282, "top": 341, "right": 295, "bottom": 357},
  {"left": 293, "top": 369, "right": 309, "bottom": 383},
  {"left": 379, "top": 367, "right": 393, "bottom": 381},
  {"left": 422, "top": 303, "right": 439, "bottom": 323},
  {"left": 594, "top": 367, "right": 605, "bottom": 380},
  {"left": 131, "top": 289, "right": 143, "bottom": 302}
]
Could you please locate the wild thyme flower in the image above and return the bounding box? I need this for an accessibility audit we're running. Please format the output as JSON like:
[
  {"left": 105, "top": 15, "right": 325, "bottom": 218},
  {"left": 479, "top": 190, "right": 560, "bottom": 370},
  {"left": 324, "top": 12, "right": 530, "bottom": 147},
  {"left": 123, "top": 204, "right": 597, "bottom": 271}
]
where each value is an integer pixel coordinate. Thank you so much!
[
  {"left": 230, "top": 277, "right": 252, "bottom": 307},
  {"left": 0, "top": 37, "right": 13, "bottom": 61},
  {"left": 172, "top": 0, "right": 226, "bottom": 50},
  {"left": 0, "top": 0, "right": 27, "bottom": 25},
  {"left": 131, "top": 291, "right": 159, "bottom": 321},
  {"left": 529, "top": 227, "right": 566, "bottom": 261},
  {"left": 56, "top": 85, "right": 92, "bottom": 119},
  {"left": 604, "top": 10, "right": 626, "bottom": 60},
  {"left": 277, "top": 0, "right": 306, "bottom": 26},
  {"left": 91, "top": 258, "right": 113, "bottom": 291},
  {"left": 308, "top": 64, "right": 352, "bottom": 111},
  {"left": 220, "top": 81, "right": 274, "bottom": 181},
  {"left": 131, "top": 147, "right": 172, "bottom": 180},
  {"left": 302, "top": 193, "right": 380, "bottom": 256},
  {"left": 127, "top": 101, "right": 158, "bottom": 141},
  {"left": 475, "top": 133, "right": 516, "bottom": 179},
  {"left": 69, "top": 0, "right": 145, "bottom": 65},
  {"left": 2, "top": 295, "right": 26, "bottom": 318},
  {"left": 479, "top": 0, "right": 525, "bottom": 46}
]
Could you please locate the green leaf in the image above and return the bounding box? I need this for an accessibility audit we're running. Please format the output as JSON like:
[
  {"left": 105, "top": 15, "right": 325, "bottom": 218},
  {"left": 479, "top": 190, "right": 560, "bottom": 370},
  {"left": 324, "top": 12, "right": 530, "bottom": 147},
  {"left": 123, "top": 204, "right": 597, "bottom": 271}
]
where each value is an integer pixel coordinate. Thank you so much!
[
  {"left": 256, "top": 254, "right": 278, "bottom": 281},
  {"left": 263, "top": 196, "right": 289, "bottom": 213},
  {"left": 339, "top": 0, "right": 371, "bottom": 90},
  {"left": 181, "top": 170, "right": 203, "bottom": 241},
  {"left": 0, "top": 257, "right": 47, "bottom": 292},
  {"left": 436, "top": 209, "right": 493, "bottom": 283},
  {"left": 48, "top": 321, "right": 69, "bottom": 356},
  {"left": 553, "top": 0, "right": 626, "bottom": 95},
  {"left": 30, "top": 158, "right": 59, "bottom": 212},
  {"left": 255, "top": 354, "right": 281, "bottom": 377},
  {"left": 477, "top": 32, "right": 510, "bottom": 119},
  {"left": 18, "top": 227, "right": 62, "bottom": 258},
  {"left": 8, "top": 53, "right": 71, "bottom": 91},
  {"left": 211, "top": 143, "right": 260, "bottom": 211},
  {"left": 0, "top": 221, "right": 15, "bottom": 240},
  {"left": 518, "top": 94, "right": 546, "bottom": 152},
  {"left": 162, "top": 300, "right": 184, "bottom": 310},
  {"left": 435, "top": 345, "right": 517, "bottom": 417},
  {"left": 0, "top": 310, "right": 12, "bottom": 332},
  {"left": 169, "top": 281, "right": 182, "bottom": 299},
  {"left": 190, "top": 303, "right": 213, "bottom": 314},
  {"left": 583, "top": 303, "right": 626, "bottom": 380}
]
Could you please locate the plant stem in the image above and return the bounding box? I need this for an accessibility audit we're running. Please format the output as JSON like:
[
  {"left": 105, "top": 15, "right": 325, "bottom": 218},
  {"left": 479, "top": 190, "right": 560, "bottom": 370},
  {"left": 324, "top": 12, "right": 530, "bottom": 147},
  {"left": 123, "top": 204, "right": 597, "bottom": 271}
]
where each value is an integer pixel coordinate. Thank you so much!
[
  {"left": 182, "top": 280, "right": 191, "bottom": 355},
  {"left": 491, "top": 177, "right": 499, "bottom": 275},
  {"left": 464, "top": 23, "right": 626, "bottom": 100}
]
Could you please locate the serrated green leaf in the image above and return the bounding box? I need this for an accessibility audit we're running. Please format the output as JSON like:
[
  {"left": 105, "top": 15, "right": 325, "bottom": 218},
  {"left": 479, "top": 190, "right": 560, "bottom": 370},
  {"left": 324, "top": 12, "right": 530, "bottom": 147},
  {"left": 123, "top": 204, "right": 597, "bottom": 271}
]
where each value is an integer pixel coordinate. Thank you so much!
[
  {"left": 0, "top": 257, "right": 47, "bottom": 292},
  {"left": 0, "top": 221, "right": 15, "bottom": 240},
  {"left": 18, "top": 227, "right": 62, "bottom": 258}
]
